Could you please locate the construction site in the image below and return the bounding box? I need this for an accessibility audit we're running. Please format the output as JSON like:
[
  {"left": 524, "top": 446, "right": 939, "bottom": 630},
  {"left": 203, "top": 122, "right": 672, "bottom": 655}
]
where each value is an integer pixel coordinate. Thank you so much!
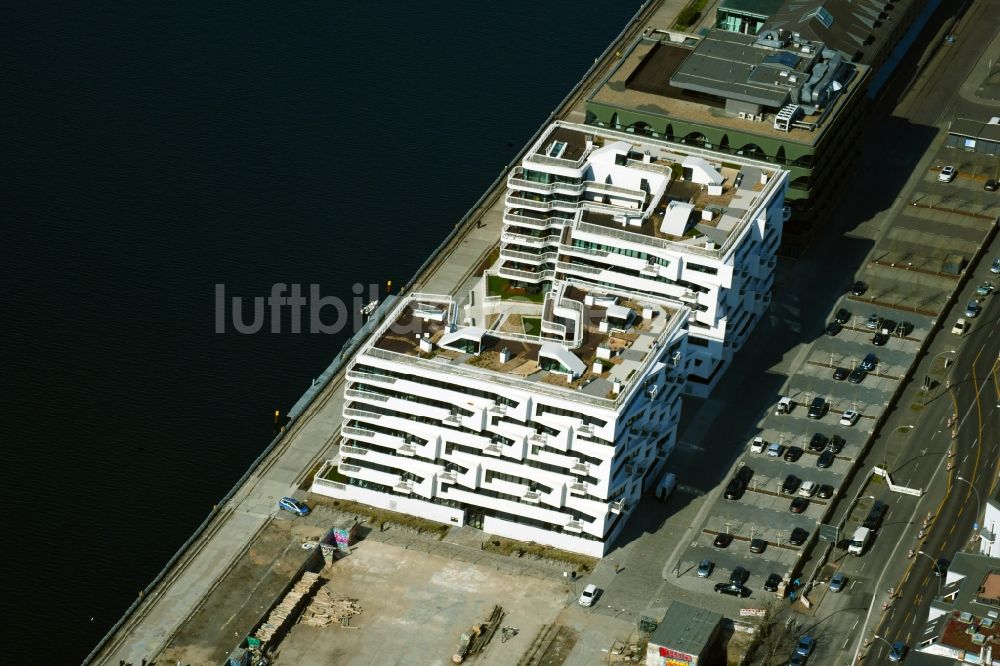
[{"left": 155, "top": 497, "right": 665, "bottom": 666}]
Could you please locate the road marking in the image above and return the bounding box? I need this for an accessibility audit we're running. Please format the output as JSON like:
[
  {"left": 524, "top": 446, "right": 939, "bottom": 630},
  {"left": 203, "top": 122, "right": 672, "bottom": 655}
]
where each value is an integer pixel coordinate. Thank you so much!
[
  {"left": 963, "top": 454, "right": 969, "bottom": 463},
  {"left": 950, "top": 524, "right": 956, "bottom": 534},
  {"left": 922, "top": 578, "right": 929, "bottom": 587},
  {"left": 958, "top": 505, "right": 965, "bottom": 516},
  {"left": 932, "top": 430, "right": 940, "bottom": 440}
]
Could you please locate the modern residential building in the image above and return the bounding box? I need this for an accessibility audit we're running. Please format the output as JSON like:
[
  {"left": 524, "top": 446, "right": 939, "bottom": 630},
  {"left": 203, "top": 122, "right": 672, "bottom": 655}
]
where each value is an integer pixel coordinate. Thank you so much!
[
  {"left": 310, "top": 122, "right": 788, "bottom": 556},
  {"left": 918, "top": 552, "right": 1000, "bottom": 663},
  {"left": 313, "top": 287, "right": 690, "bottom": 557},
  {"left": 497, "top": 122, "right": 789, "bottom": 395},
  {"left": 586, "top": 28, "right": 866, "bottom": 255}
]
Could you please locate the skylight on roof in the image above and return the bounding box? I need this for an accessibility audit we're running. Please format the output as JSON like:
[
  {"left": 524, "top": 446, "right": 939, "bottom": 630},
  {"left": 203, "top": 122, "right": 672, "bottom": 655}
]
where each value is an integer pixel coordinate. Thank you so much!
[
  {"left": 763, "top": 52, "right": 801, "bottom": 69},
  {"left": 804, "top": 6, "right": 834, "bottom": 29}
]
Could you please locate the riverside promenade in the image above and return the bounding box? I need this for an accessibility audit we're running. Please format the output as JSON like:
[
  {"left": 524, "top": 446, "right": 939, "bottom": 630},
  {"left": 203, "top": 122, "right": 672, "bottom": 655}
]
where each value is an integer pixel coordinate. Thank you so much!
[{"left": 85, "top": 0, "right": 695, "bottom": 663}]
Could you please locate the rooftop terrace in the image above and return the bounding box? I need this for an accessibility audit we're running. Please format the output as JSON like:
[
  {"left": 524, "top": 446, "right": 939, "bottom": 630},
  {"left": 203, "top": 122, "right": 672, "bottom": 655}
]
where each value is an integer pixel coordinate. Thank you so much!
[{"left": 365, "top": 285, "right": 685, "bottom": 410}]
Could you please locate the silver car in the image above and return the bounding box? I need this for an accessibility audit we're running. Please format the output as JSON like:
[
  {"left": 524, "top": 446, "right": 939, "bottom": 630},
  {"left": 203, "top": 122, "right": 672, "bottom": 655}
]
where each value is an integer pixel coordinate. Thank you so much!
[{"left": 829, "top": 572, "right": 847, "bottom": 592}]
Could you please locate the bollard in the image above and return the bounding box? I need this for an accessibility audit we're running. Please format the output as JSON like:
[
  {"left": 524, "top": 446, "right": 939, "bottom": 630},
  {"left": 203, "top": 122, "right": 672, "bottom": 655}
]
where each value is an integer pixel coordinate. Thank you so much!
[{"left": 908, "top": 549, "right": 915, "bottom": 558}]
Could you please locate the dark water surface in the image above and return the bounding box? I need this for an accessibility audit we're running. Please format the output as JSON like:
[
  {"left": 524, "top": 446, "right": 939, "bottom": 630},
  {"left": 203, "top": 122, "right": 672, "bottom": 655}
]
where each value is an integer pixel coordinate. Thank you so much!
[{"left": 2, "top": 1, "right": 640, "bottom": 662}]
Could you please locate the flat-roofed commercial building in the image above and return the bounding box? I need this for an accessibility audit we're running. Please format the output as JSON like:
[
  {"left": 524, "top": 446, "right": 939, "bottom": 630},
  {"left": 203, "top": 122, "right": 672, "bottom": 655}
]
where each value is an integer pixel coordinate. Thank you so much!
[
  {"left": 586, "top": 29, "right": 865, "bottom": 255},
  {"left": 497, "top": 122, "right": 788, "bottom": 395}
]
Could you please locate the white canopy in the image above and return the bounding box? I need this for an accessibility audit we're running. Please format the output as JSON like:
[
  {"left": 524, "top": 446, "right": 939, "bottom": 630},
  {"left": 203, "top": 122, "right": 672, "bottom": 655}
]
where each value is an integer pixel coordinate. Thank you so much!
[{"left": 538, "top": 342, "right": 586, "bottom": 378}]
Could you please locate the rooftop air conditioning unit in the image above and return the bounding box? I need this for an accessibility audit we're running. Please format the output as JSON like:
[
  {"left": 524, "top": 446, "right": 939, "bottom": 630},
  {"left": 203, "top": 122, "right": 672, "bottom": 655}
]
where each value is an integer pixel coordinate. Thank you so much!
[{"left": 739, "top": 112, "right": 747, "bottom": 119}]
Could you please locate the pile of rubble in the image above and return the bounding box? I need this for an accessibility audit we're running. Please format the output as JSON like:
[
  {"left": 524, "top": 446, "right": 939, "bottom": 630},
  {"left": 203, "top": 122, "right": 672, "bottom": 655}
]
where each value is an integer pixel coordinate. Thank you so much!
[{"left": 300, "top": 586, "right": 363, "bottom": 628}]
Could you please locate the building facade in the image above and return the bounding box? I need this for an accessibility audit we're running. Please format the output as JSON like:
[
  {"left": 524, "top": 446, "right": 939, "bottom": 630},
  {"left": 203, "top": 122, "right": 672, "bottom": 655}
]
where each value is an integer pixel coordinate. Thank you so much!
[
  {"left": 498, "top": 122, "right": 788, "bottom": 395},
  {"left": 311, "top": 122, "right": 787, "bottom": 556}
]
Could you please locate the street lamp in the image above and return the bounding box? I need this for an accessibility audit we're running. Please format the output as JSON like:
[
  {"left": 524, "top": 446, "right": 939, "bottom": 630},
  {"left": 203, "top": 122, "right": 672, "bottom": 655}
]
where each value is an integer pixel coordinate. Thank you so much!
[
  {"left": 917, "top": 550, "right": 946, "bottom": 597},
  {"left": 955, "top": 476, "right": 983, "bottom": 540}
]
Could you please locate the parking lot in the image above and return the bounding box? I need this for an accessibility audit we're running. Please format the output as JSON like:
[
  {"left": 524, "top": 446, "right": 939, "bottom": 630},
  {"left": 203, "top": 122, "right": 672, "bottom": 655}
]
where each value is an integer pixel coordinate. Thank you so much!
[{"left": 661, "top": 148, "right": 999, "bottom": 609}]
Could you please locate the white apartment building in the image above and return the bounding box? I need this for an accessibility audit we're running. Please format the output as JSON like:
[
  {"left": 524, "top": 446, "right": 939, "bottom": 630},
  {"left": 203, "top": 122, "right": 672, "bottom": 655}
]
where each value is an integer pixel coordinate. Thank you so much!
[
  {"left": 311, "top": 121, "right": 788, "bottom": 556},
  {"left": 498, "top": 121, "right": 789, "bottom": 396},
  {"left": 313, "top": 285, "right": 690, "bottom": 557},
  {"left": 979, "top": 490, "right": 1000, "bottom": 558}
]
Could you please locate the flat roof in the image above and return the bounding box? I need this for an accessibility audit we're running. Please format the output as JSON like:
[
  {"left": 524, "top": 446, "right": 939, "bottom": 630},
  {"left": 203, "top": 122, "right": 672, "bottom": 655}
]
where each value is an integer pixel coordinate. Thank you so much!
[
  {"left": 718, "top": 0, "right": 784, "bottom": 18},
  {"left": 650, "top": 601, "right": 721, "bottom": 656},
  {"left": 520, "top": 122, "right": 783, "bottom": 256},
  {"left": 588, "top": 33, "right": 868, "bottom": 147},
  {"left": 950, "top": 117, "right": 1000, "bottom": 144},
  {"left": 364, "top": 286, "right": 684, "bottom": 409}
]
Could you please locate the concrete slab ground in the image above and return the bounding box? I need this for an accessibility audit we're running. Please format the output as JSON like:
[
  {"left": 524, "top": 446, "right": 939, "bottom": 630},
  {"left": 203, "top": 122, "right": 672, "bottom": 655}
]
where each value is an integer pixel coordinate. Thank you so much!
[{"left": 274, "top": 539, "right": 568, "bottom": 666}]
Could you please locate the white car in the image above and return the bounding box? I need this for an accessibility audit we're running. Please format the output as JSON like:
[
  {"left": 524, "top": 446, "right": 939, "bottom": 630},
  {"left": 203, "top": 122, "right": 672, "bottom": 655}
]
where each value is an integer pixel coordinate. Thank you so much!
[
  {"left": 579, "top": 584, "right": 599, "bottom": 607},
  {"left": 766, "top": 442, "right": 783, "bottom": 457},
  {"left": 952, "top": 318, "right": 970, "bottom": 336},
  {"left": 750, "top": 436, "right": 766, "bottom": 454},
  {"left": 938, "top": 165, "right": 957, "bottom": 182},
  {"left": 840, "top": 410, "right": 860, "bottom": 427}
]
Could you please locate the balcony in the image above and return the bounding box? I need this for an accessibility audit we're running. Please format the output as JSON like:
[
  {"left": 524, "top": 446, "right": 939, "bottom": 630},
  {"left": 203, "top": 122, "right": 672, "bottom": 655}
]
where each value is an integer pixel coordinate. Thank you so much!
[
  {"left": 345, "top": 388, "right": 389, "bottom": 402},
  {"left": 342, "top": 425, "right": 376, "bottom": 439},
  {"left": 394, "top": 479, "right": 414, "bottom": 495},
  {"left": 345, "top": 369, "right": 397, "bottom": 384},
  {"left": 569, "top": 482, "right": 588, "bottom": 496},
  {"left": 523, "top": 489, "right": 541, "bottom": 504},
  {"left": 443, "top": 413, "right": 463, "bottom": 427},
  {"left": 564, "top": 520, "right": 584, "bottom": 534},
  {"left": 577, "top": 424, "right": 593, "bottom": 437},
  {"left": 439, "top": 470, "right": 457, "bottom": 484},
  {"left": 344, "top": 407, "right": 381, "bottom": 421},
  {"left": 679, "top": 290, "right": 699, "bottom": 304},
  {"left": 483, "top": 443, "right": 503, "bottom": 457},
  {"left": 340, "top": 444, "right": 368, "bottom": 457},
  {"left": 398, "top": 442, "right": 417, "bottom": 457},
  {"left": 610, "top": 499, "right": 626, "bottom": 515},
  {"left": 530, "top": 432, "right": 548, "bottom": 445},
  {"left": 489, "top": 403, "right": 507, "bottom": 416},
  {"left": 571, "top": 461, "right": 591, "bottom": 475},
  {"left": 640, "top": 262, "right": 659, "bottom": 276}
]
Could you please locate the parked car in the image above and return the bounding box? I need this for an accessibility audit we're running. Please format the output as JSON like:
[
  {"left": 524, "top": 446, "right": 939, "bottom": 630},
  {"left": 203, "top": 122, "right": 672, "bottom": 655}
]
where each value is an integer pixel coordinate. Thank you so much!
[
  {"left": 817, "top": 451, "right": 835, "bottom": 468},
  {"left": 952, "top": 318, "right": 971, "bottom": 336},
  {"left": 861, "top": 353, "right": 878, "bottom": 371},
  {"left": 798, "top": 481, "right": 817, "bottom": 497},
  {"left": 776, "top": 396, "right": 794, "bottom": 414},
  {"left": 992, "top": 258, "right": 1000, "bottom": 274},
  {"left": 724, "top": 478, "right": 744, "bottom": 500},
  {"left": 873, "top": 330, "right": 889, "bottom": 346},
  {"left": 790, "top": 497, "right": 809, "bottom": 513},
  {"left": 782, "top": 474, "right": 801, "bottom": 495},
  {"left": 825, "top": 321, "right": 842, "bottom": 336},
  {"left": 848, "top": 367, "right": 867, "bottom": 384},
  {"left": 767, "top": 442, "right": 784, "bottom": 457},
  {"left": 808, "top": 433, "right": 828, "bottom": 452},
  {"left": 833, "top": 366, "right": 849, "bottom": 381},
  {"left": 817, "top": 484, "right": 834, "bottom": 499},
  {"left": 796, "top": 635, "right": 816, "bottom": 657},
  {"left": 986, "top": 178, "right": 999, "bottom": 192},
  {"left": 789, "top": 652, "right": 807, "bottom": 666},
  {"left": 736, "top": 465, "right": 754, "bottom": 485},
  {"left": 966, "top": 299, "right": 981, "bottom": 318},
  {"left": 976, "top": 282, "right": 994, "bottom": 296},
  {"left": 278, "top": 496, "right": 310, "bottom": 516},
  {"left": 697, "top": 559, "right": 714, "bottom": 578},
  {"left": 888, "top": 641, "right": 907, "bottom": 662},
  {"left": 714, "top": 533, "right": 733, "bottom": 548},
  {"left": 808, "top": 397, "right": 827, "bottom": 419},
  {"left": 730, "top": 567, "right": 749, "bottom": 585},
  {"left": 835, "top": 308, "right": 851, "bottom": 324},
  {"left": 850, "top": 280, "right": 867, "bottom": 296},
  {"left": 829, "top": 571, "right": 847, "bottom": 592},
  {"left": 579, "top": 584, "right": 599, "bottom": 606},
  {"left": 840, "top": 410, "right": 860, "bottom": 427},
  {"left": 749, "top": 538, "right": 767, "bottom": 554},
  {"left": 829, "top": 435, "right": 846, "bottom": 454},
  {"left": 750, "top": 436, "right": 767, "bottom": 454},
  {"left": 764, "top": 573, "right": 782, "bottom": 592},
  {"left": 784, "top": 446, "right": 804, "bottom": 462},
  {"left": 789, "top": 527, "right": 809, "bottom": 546},
  {"left": 866, "top": 313, "right": 881, "bottom": 330},
  {"left": 939, "top": 165, "right": 957, "bottom": 182},
  {"left": 714, "top": 582, "right": 750, "bottom": 597}
]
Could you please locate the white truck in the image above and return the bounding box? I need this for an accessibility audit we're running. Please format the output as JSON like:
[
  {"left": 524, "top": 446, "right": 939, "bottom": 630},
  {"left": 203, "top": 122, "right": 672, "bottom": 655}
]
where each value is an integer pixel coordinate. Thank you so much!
[{"left": 848, "top": 526, "right": 871, "bottom": 555}]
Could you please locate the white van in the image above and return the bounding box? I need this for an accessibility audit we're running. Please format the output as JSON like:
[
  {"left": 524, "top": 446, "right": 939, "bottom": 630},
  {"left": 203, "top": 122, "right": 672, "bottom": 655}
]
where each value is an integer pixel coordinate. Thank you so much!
[
  {"left": 848, "top": 526, "right": 871, "bottom": 555},
  {"left": 798, "top": 481, "right": 817, "bottom": 497},
  {"left": 656, "top": 472, "right": 677, "bottom": 500}
]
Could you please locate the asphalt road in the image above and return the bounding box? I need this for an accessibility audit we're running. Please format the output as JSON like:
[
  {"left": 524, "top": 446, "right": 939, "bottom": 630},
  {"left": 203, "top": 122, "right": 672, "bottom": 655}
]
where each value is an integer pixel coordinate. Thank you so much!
[{"left": 859, "top": 253, "right": 1000, "bottom": 662}]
